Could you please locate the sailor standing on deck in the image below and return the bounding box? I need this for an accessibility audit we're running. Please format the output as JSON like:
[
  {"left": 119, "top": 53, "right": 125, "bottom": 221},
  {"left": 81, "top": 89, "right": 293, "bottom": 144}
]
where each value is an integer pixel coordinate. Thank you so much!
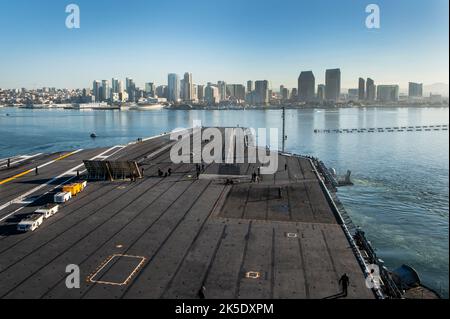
[{"left": 339, "top": 273, "right": 350, "bottom": 297}]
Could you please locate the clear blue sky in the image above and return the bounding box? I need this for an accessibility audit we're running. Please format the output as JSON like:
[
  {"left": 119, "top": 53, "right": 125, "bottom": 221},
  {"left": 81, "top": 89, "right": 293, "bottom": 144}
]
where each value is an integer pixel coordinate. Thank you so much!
[{"left": 0, "top": 0, "right": 448, "bottom": 90}]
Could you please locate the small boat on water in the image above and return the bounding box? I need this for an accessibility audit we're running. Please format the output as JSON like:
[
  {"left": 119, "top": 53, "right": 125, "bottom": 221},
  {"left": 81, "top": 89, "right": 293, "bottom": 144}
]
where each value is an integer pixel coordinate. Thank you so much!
[{"left": 90, "top": 133, "right": 97, "bottom": 139}]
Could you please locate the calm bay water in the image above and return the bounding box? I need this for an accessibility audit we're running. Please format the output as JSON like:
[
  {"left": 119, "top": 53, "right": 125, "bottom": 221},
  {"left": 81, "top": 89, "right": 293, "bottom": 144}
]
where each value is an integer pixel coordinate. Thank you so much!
[{"left": 0, "top": 106, "right": 448, "bottom": 297}]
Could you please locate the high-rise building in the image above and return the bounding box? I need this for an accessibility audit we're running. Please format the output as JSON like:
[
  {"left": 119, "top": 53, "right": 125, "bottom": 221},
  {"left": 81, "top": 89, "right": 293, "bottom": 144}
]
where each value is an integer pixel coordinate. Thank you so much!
[
  {"left": 290, "top": 88, "right": 298, "bottom": 101},
  {"left": 101, "top": 80, "right": 110, "bottom": 101},
  {"left": 168, "top": 73, "right": 180, "bottom": 103},
  {"left": 205, "top": 85, "right": 219, "bottom": 104},
  {"left": 192, "top": 84, "right": 198, "bottom": 101},
  {"left": 112, "top": 78, "right": 119, "bottom": 94},
  {"left": 298, "top": 71, "right": 316, "bottom": 102},
  {"left": 183, "top": 72, "right": 193, "bottom": 101},
  {"left": 358, "top": 78, "right": 365, "bottom": 100},
  {"left": 118, "top": 81, "right": 124, "bottom": 94},
  {"left": 366, "top": 78, "right": 376, "bottom": 101},
  {"left": 217, "top": 81, "right": 227, "bottom": 101},
  {"left": 197, "top": 85, "right": 204, "bottom": 101},
  {"left": 409, "top": 82, "right": 423, "bottom": 97},
  {"left": 145, "top": 82, "right": 155, "bottom": 97},
  {"left": 227, "top": 84, "right": 246, "bottom": 101},
  {"left": 92, "top": 80, "right": 101, "bottom": 102},
  {"left": 156, "top": 85, "right": 168, "bottom": 99},
  {"left": 254, "top": 80, "right": 269, "bottom": 105},
  {"left": 317, "top": 84, "right": 325, "bottom": 102},
  {"left": 180, "top": 79, "right": 185, "bottom": 101},
  {"left": 281, "top": 87, "right": 290, "bottom": 101},
  {"left": 348, "top": 89, "right": 359, "bottom": 100},
  {"left": 126, "top": 78, "right": 136, "bottom": 102},
  {"left": 377, "top": 85, "right": 399, "bottom": 102},
  {"left": 247, "top": 81, "right": 254, "bottom": 93},
  {"left": 125, "top": 78, "right": 133, "bottom": 93},
  {"left": 325, "top": 69, "right": 341, "bottom": 102}
]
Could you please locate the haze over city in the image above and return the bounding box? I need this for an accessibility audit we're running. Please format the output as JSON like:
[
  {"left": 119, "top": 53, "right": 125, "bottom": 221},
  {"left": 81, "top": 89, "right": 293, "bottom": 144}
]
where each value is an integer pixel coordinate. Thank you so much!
[{"left": 0, "top": 0, "right": 448, "bottom": 91}]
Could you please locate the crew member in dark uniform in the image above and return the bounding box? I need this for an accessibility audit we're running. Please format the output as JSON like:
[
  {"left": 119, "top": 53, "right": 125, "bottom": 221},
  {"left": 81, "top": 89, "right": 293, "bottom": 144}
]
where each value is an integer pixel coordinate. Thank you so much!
[{"left": 339, "top": 273, "right": 350, "bottom": 297}]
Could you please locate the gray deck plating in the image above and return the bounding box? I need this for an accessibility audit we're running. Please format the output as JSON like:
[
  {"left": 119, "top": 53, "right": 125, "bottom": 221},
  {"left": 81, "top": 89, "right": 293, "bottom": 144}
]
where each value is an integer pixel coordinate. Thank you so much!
[{"left": 0, "top": 130, "right": 374, "bottom": 299}]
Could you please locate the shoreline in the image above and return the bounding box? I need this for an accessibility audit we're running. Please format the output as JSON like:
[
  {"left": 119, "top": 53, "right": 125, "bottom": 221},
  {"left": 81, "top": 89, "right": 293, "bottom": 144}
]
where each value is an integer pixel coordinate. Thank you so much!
[{"left": 1, "top": 104, "right": 449, "bottom": 111}]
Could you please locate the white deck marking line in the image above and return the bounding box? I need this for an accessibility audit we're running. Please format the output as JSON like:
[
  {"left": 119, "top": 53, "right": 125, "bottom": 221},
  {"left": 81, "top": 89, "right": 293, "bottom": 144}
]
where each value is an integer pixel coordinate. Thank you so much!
[
  {"left": 0, "top": 146, "right": 126, "bottom": 221},
  {"left": 0, "top": 153, "right": 43, "bottom": 169},
  {"left": 0, "top": 150, "right": 83, "bottom": 186},
  {"left": 144, "top": 142, "right": 175, "bottom": 161}
]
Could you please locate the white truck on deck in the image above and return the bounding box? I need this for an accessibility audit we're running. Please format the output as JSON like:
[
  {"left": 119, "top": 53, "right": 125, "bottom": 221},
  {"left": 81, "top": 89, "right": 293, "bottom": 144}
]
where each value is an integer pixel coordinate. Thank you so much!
[
  {"left": 17, "top": 214, "right": 44, "bottom": 232},
  {"left": 35, "top": 204, "right": 59, "bottom": 219},
  {"left": 54, "top": 192, "right": 72, "bottom": 204}
]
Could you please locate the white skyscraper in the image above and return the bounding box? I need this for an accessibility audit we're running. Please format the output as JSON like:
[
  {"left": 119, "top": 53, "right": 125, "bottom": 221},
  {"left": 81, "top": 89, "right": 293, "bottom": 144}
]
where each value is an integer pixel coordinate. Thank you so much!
[
  {"left": 205, "top": 85, "right": 219, "bottom": 104},
  {"left": 217, "top": 81, "right": 227, "bottom": 101},
  {"left": 183, "top": 72, "right": 193, "bottom": 102},
  {"left": 168, "top": 73, "right": 180, "bottom": 103},
  {"left": 101, "top": 80, "right": 110, "bottom": 102}
]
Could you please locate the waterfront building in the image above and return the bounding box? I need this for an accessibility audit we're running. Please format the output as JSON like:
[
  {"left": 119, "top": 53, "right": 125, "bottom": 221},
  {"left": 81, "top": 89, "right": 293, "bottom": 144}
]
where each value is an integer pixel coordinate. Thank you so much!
[
  {"left": 325, "top": 68, "right": 341, "bottom": 102},
  {"left": 183, "top": 72, "right": 193, "bottom": 101},
  {"left": 180, "top": 79, "right": 185, "bottom": 101},
  {"left": 348, "top": 89, "right": 359, "bottom": 101},
  {"left": 358, "top": 78, "right": 365, "bottom": 100},
  {"left": 217, "top": 81, "right": 227, "bottom": 101},
  {"left": 118, "top": 81, "right": 124, "bottom": 94},
  {"left": 168, "top": 73, "right": 180, "bottom": 103},
  {"left": 409, "top": 82, "right": 423, "bottom": 97},
  {"left": 112, "top": 78, "right": 119, "bottom": 94},
  {"left": 197, "top": 85, "right": 205, "bottom": 102},
  {"left": 126, "top": 78, "right": 136, "bottom": 102},
  {"left": 290, "top": 88, "right": 298, "bottom": 100},
  {"left": 366, "top": 78, "right": 376, "bottom": 101},
  {"left": 317, "top": 84, "right": 325, "bottom": 102},
  {"left": 101, "top": 80, "right": 110, "bottom": 101},
  {"left": 92, "top": 80, "right": 101, "bottom": 102},
  {"left": 377, "top": 85, "right": 399, "bottom": 102},
  {"left": 254, "top": 80, "right": 269, "bottom": 105},
  {"left": 192, "top": 84, "right": 198, "bottom": 101},
  {"left": 227, "top": 84, "right": 246, "bottom": 101},
  {"left": 281, "top": 87, "right": 290, "bottom": 101},
  {"left": 145, "top": 82, "right": 155, "bottom": 97},
  {"left": 156, "top": 85, "right": 168, "bottom": 99},
  {"left": 247, "top": 80, "right": 254, "bottom": 93},
  {"left": 205, "top": 85, "right": 219, "bottom": 104},
  {"left": 298, "top": 71, "right": 316, "bottom": 102}
]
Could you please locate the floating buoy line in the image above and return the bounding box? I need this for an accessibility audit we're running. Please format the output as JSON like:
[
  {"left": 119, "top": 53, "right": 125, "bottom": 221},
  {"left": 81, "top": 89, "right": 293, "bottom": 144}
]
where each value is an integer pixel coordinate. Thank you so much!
[{"left": 313, "top": 124, "right": 449, "bottom": 134}]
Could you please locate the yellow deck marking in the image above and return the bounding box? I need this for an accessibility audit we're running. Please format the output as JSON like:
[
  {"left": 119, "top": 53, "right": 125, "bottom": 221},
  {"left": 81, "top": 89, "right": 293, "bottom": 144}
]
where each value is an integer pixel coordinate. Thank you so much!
[
  {"left": 0, "top": 151, "right": 79, "bottom": 186},
  {"left": 0, "top": 169, "right": 34, "bottom": 185}
]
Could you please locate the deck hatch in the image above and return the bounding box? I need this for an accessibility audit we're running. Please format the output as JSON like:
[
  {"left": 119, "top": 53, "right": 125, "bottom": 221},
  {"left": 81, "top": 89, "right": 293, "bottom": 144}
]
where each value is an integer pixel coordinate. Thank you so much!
[{"left": 87, "top": 254, "right": 147, "bottom": 286}]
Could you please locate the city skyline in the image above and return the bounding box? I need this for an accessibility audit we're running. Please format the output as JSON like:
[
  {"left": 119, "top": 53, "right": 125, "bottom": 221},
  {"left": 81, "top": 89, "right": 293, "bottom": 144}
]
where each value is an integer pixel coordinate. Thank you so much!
[
  {"left": 0, "top": 0, "right": 448, "bottom": 89},
  {"left": 4, "top": 67, "right": 448, "bottom": 107},
  {"left": 2, "top": 69, "right": 449, "bottom": 96}
]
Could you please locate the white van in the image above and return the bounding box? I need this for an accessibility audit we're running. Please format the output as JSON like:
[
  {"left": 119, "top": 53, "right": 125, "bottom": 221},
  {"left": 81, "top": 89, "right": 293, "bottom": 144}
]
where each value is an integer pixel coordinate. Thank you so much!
[
  {"left": 54, "top": 192, "right": 72, "bottom": 204},
  {"left": 35, "top": 204, "right": 59, "bottom": 219},
  {"left": 17, "top": 214, "right": 44, "bottom": 232}
]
